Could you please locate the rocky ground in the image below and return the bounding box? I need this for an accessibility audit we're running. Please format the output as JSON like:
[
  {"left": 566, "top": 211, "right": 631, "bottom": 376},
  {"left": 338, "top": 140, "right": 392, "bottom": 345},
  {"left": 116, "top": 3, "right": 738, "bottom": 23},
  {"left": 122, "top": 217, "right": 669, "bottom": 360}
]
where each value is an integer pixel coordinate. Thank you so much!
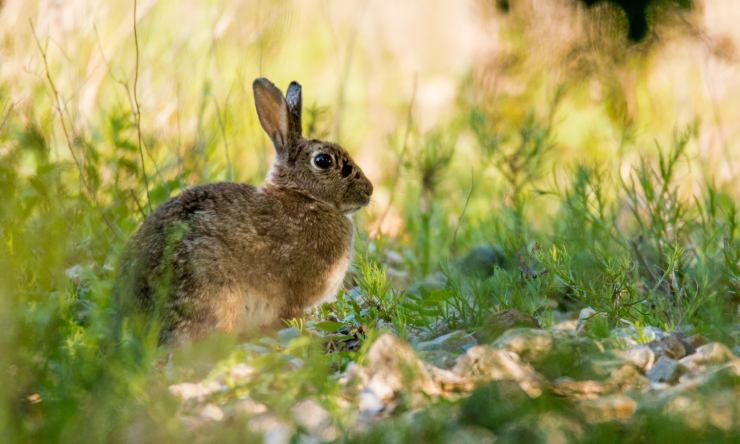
[{"left": 166, "top": 306, "right": 739, "bottom": 443}]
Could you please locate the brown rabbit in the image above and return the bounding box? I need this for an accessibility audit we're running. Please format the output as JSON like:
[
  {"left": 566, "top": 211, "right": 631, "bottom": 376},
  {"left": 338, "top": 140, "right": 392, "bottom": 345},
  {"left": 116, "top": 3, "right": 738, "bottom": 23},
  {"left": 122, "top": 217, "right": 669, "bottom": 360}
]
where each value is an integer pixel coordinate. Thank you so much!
[{"left": 114, "top": 78, "right": 373, "bottom": 345}]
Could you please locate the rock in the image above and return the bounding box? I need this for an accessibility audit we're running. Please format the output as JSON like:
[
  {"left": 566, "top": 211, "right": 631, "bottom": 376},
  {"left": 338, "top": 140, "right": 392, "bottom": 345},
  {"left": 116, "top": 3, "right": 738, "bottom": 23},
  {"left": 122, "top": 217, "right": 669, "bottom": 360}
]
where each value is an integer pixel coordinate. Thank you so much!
[
  {"left": 224, "top": 363, "right": 255, "bottom": 385},
  {"left": 292, "top": 400, "right": 328, "bottom": 430},
  {"left": 454, "top": 346, "right": 536, "bottom": 381},
  {"left": 623, "top": 345, "right": 656, "bottom": 371},
  {"left": 578, "top": 395, "right": 637, "bottom": 422},
  {"left": 643, "top": 362, "right": 740, "bottom": 432},
  {"left": 553, "top": 365, "right": 647, "bottom": 400},
  {"left": 358, "top": 391, "right": 386, "bottom": 416},
  {"left": 199, "top": 403, "right": 224, "bottom": 422},
  {"left": 491, "top": 328, "right": 603, "bottom": 380},
  {"left": 475, "top": 309, "right": 541, "bottom": 343},
  {"left": 552, "top": 319, "right": 578, "bottom": 332},
  {"left": 666, "top": 360, "right": 740, "bottom": 396},
  {"left": 646, "top": 334, "right": 688, "bottom": 360},
  {"left": 418, "top": 349, "right": 459, "bottom": 369},
  {"left": 453, "top": 345, "right": 544, "bottom": 397},
  {"left": 553, "top": 378, "right": 607, "bottom": 400},
  {"left": 679, "top": 342, "right": 737, "bottom": 372},
  {"left": 458, "top": 244, "right": 506, "bottom": 277},
  {"left": 249, "top": 414, "right": 292, "bottom": 444},
  {"left": 620, "top": 334, "right": 697, "bottom": 375},
  {"left": 611, "top": 325, "right": 667, "bottom": 346},
  {"left": 646, "top": 356, "right": 685, "bottom": 383},
  {"left": 578, "top": 307, "right": 597, "bottom": 320},
  {"left": 169, "top": 381, "right": 223, "bottom": 402},
  {"left": 683, "top": 334, "right": 708, "bottom": 351},
  {"left": 663, "top": 388, "right": 737, "bottom": 432},
  {"left": 291, "top": 399, "right": 338, "bottom": 441},
  {"left": 233, "top": 399, "right": 268, "bottom": 416},
  {"left": 353, "top": 334, "right": 441, "bottom": 413},
  {"left": 277, "top": 327, "right": 300, "bottom": 345},
  {"left": 605, "top": 364, "right": 649, "bottom": 392},
  {"left": 492, "top": 328, "right": 555, "bottom": 363},
  {"left": 416, "top": 330, "right": 477, "bottom": 353}
]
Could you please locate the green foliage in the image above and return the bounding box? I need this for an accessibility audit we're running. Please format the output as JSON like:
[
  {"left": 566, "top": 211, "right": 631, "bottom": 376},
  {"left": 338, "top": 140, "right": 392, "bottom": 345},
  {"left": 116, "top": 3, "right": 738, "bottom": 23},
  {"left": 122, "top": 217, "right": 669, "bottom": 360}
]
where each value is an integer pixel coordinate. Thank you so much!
[{"left": 2, "top": 91, "right": 738, "bottom": 441}]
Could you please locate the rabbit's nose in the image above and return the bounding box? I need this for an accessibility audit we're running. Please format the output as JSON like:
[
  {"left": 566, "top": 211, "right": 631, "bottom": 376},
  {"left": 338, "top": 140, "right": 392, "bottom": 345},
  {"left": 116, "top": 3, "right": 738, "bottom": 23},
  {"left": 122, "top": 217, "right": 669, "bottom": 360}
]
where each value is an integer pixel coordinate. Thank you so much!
[{"left": 362, "top": 180, "right": 373, "bottom": 198}]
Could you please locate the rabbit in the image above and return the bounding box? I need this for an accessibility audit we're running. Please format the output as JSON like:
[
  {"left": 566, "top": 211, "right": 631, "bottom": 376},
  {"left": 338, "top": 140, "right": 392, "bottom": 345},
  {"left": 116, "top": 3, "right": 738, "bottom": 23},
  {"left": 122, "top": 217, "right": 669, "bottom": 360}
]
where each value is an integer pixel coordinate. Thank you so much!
[{"left": 114, "top": 77, "right": 373, "bottom": 345}]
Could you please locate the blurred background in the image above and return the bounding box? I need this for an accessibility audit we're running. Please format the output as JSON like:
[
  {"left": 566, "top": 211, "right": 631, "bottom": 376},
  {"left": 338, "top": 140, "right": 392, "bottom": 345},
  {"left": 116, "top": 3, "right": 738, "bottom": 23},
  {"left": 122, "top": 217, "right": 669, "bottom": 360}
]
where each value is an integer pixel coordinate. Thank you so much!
[{"left": 2, "top": 0, "right": 737, "bottom": 224}]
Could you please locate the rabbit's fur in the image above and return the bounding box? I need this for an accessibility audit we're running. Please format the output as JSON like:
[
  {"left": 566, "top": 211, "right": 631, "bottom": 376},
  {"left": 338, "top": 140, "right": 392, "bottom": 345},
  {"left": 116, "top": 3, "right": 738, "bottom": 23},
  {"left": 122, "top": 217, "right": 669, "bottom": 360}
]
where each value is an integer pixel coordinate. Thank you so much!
[{"left": 114, "top": 78, "right": 373, "bottom": 345}]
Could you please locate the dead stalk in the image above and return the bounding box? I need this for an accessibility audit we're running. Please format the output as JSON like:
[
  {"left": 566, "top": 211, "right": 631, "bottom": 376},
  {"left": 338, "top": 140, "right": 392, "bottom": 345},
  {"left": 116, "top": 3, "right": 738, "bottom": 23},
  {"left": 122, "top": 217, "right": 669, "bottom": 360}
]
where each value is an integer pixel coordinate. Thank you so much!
[
  {"left": 133, "top": 0, "right": 153, "bottom": 213},
  {"left": 30, "top": 21, "right": 119, "bottom": 235}
]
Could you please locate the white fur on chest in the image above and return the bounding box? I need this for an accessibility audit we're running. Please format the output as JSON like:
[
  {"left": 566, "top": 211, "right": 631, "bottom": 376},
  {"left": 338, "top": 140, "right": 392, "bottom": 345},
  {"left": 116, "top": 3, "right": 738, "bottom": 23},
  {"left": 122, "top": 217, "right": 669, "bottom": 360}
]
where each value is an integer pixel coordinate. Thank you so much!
[
  {"left": 233, "top": 249, "right": 352, "bottom": 331},
  {"left": 314, "top": 216, "right": 354, "bottom": 307},
  {"left": 316, "top": 251, "right": 351, "bottom": 307}
]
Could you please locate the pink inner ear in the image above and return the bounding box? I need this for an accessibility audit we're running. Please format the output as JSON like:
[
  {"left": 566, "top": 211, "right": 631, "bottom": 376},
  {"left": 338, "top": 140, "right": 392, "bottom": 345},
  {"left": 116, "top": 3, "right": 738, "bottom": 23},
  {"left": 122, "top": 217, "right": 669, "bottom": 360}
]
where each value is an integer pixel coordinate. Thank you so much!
[{"left": 254, "top": 83, "right": 289, "bottom": 148}]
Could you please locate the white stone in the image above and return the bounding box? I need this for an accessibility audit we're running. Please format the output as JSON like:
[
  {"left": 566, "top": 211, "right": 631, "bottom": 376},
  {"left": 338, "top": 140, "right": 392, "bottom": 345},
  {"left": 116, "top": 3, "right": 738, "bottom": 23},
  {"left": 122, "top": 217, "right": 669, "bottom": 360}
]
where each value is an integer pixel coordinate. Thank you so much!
[
  {"left": 199, "top": 403, "right": 224, "bottom": 422},
  {"left": 168, "top": 381, "right": 223, "bottom": 402}
]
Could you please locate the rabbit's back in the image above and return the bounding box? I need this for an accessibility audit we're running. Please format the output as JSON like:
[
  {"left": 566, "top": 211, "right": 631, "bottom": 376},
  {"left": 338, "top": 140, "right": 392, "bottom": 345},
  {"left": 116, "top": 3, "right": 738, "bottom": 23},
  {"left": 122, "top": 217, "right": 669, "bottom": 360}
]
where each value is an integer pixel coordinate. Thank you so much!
[{"left": 116, "top": 182, "right": 354, "bottom": 343}]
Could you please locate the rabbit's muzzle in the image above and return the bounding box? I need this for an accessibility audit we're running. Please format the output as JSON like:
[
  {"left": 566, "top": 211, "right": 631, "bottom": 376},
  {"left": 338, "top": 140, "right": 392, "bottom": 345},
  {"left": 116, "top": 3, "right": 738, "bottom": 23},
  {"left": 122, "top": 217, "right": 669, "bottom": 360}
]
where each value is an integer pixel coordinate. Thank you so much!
[{"left": 340, "top": 177, "right": 373, "bottom": 214}]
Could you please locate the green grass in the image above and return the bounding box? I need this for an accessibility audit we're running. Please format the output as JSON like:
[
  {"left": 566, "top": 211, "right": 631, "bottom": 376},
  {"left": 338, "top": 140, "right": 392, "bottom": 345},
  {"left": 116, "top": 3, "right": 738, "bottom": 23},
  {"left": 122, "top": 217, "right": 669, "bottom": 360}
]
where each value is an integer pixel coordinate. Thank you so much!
[
  {"left": 1, "top": 1, "right": 739, "bottom": 442},
  {"left": 3, "top": 96, "right": 736, "bottom": 442}
]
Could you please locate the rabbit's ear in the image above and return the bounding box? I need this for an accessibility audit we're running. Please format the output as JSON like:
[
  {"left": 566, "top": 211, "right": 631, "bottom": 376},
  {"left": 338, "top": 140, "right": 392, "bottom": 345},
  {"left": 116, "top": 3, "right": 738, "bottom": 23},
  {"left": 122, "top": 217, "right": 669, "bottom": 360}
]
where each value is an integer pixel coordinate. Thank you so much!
[
  {"left": 253, "top": 77, "right": 290, "bottom": 152},
  {"left": 285, "top": 81, "right": 302, "bottom": 139}
]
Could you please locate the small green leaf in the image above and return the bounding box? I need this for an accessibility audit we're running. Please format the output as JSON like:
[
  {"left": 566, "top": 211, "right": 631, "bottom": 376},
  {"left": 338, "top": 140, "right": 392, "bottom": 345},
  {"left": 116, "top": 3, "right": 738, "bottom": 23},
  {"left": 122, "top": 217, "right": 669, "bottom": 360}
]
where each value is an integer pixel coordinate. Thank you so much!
[{"left": 313, "top": 320, "right": 344, "bottom": 333}]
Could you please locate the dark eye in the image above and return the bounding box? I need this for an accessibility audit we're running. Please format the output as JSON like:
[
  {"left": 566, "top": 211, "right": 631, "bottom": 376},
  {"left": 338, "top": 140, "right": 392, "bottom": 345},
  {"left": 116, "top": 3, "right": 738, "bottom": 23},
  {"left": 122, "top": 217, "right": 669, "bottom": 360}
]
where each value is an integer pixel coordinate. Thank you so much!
[
  {"left": 341, "top": 160, "right": 353, "bottom": 178},
  {"left": 312, "top": 153, "right": 333, "bottom": 170}
]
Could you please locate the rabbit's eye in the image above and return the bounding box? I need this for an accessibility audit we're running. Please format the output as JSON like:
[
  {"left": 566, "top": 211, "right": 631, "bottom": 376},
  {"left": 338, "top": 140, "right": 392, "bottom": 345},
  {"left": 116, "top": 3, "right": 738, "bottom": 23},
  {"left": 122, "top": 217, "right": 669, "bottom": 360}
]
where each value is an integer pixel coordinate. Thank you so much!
[
  {"left": 341, "top": 161, "right": 353, "bottom": 178},
  {"left": 312, "top": 153, "right": 333, "bottom": 170}
]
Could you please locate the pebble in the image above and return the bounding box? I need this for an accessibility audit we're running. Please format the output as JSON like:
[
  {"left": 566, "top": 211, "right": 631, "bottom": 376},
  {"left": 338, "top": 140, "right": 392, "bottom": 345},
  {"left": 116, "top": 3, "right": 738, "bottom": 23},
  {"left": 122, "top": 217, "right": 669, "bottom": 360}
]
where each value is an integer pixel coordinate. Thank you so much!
[
  {"left": 358, "top": 390, "right": 386, "bottom": 415},
  {"left": 416, "top": 330, "right": 477, "bottom": 353},
  {"left": 492, "top": 328, "right": 556, "bottom": 363},
  {"left": 646, "top": 356, "right": 685, "bottom": 383},
  {"left": 199, "top": 404, "right": 224, "bottom": 422},
  {"left": 164, "top": 322, "right": 738, "bottom": 440},
  {"left": 354, "top": 334, "right": 441, "bottom": 411},
  {"left": 418, "top": 349, "right": 459, "bottom": 369},
  {"left": 249, "top": 414, "right": 292, "bottom": 444},
  {"left": 579, "top": 395, "right": 637, "bottom": 422},
  {"left": 623, "top": 345, "right": 656, "bottom": 371},
  {"left": 679, "top": 342, "right": 737, "bottom": 371},
  {"left": 169, "top": 381, "right": 223, "bottom": 402},
  {"left": 453, "top": 345, "right": 544, "bottom": 397},
  {"left": 611, "top": 326, "right": 667, "bottom": 346},
  {"left": 291, "top": 399, "right": 337, "bottom": 441},
  {"left": 233, "top": 399, "right": 268, "bottom": 416},
  {"left": 647, "top": 334, "right": 688, "bottom": 360}
]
